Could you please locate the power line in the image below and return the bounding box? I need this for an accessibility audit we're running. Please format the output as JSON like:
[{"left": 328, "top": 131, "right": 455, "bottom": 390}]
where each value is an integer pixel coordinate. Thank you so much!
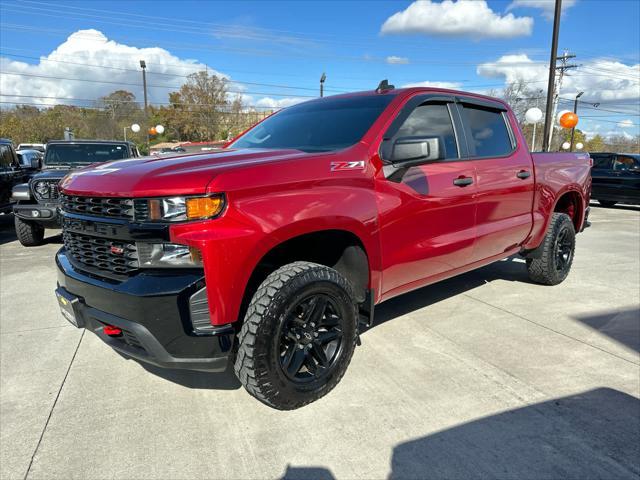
[{"left": 0, "top": 71, "right": 318, "bottom": 98}]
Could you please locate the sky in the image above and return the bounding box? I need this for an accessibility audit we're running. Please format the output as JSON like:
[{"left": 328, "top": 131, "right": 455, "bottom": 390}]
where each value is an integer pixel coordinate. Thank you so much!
[{"left": 1, "top": 0, "right": 639, "bottom": 139}]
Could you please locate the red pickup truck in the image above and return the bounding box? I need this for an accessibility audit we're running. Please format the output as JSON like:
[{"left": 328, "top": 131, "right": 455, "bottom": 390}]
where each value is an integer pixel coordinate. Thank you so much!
[{"left": 55, "top": 85, "right": 591, "bottom": 409}]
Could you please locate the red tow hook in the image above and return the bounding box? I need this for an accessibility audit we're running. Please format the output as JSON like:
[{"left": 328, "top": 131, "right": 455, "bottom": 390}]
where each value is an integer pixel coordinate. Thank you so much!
[{"left": 103, "top": 325, "right": 122, "bottom": 336}]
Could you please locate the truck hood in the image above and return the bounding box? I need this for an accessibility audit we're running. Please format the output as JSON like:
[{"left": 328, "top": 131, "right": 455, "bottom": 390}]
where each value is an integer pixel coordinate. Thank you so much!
[
  {"left": 60, "top": 148, "right": 314, "bottom": 197},
  {"left": 31, "top": 168, "right": 72, "bottom": 182}
]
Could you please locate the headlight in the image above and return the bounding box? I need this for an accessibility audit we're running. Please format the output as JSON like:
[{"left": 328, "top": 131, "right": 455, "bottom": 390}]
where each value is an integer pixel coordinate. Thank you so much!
[
  {"left": 134, "top": 194, "right": 224, "bottom": 222},
  {"left": 34, "top": 181, "right": 50, "bottom": 197},
  {"left": 137, "top": 242, "right": 202, "bottom": 268}
]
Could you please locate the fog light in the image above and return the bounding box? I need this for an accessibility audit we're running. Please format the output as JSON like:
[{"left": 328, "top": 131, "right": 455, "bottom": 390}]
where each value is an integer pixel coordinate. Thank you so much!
[{"left": 31, "top": 210, "right": 40, "bottom": 217}]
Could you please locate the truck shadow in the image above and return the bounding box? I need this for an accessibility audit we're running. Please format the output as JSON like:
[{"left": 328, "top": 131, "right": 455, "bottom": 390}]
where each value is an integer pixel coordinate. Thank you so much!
[
  {"left": 367, "top": 256, "right": 531, "bottom": 331},
  {"left": 573, "top": 307, "right": 640, "bottom": 353},
  {"left": 132, "top": 357, "right": 241, "bottom": 390},
  {"left": 278, "top": 388, "right": 640, "bottom": 479}
]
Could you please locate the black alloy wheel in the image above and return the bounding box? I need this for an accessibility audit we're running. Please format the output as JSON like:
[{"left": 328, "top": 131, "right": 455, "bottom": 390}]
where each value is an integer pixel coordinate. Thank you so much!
[
  {"left": 554, "top": 226, "right": 574, "bottom": 273},
  {"left": 234, "top": 261, "right": 358, "bottom": 410},
  {"left": 526, "top": 213, "right": 576, "bottom": 285},
  {"left": 278, "top": 294, "right": 345, "bottom": 384}
]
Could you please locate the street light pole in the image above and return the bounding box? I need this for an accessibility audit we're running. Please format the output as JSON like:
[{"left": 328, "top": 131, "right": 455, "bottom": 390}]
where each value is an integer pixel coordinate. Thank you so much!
[
  {"left": 542, "top": 0, "right": 562, "bottom": 152},
  {"left": 320, "top": 72, "right": 326, "bottom": 98},
  {"left": 140, "top": 60, "right": 149, "bottom": 152},
  {"left": 570, "top": 91, "right": 584, "bottom": 151}
]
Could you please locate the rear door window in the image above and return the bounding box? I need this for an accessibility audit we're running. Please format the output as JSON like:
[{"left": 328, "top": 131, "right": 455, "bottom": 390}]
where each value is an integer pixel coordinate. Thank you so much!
[
  {"left": 0, "top": 145, "right": 16, "bottom": 169},
  {"left": 592, "top": 155, "right": 613, "bottom": 170},
  {"left": 461, "top": 105, "right": 513, "bottom": 158},
  {"left": 613, "top": 155, "right": 638, "bottom": 171}
]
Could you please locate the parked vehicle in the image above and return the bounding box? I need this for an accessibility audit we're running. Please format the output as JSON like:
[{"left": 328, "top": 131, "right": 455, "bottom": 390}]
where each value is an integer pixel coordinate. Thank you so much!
[
  {"left": 1, "top": 139, "right": 39, "bottom": 214},
  {"left": 17, "top": 143, "right": 46, "bottom": 153},
  {"left": 590, "top": 152, "right": 640, "bottom": 207},
  {"left": 12, "top": 140, "right": 139, "bottom": 246},
  {"left": 55, "top": 85, "right": 591, "bottom": 409},
  {"left": 16, "top": 149, "right": 44, "bottom": 170}
]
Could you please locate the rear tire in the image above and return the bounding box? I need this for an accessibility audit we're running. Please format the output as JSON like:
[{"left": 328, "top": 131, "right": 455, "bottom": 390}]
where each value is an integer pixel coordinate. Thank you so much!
[
  {"left": 14, "top": 216, "right": 45, "bottom": 246},
  {"left": 598, "top": 200, "right": 617, "bottom": 208},
  {"left": 526, "top": 213, "right": 575, "bottom": 285},
  {"left": 234, "top": 261, "right": 358, "bottom": 410}
]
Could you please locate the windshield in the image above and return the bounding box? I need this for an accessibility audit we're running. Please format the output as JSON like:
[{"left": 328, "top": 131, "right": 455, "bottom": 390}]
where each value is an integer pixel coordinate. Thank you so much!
[
  {"left": 44, "top": 143, "right": 130, "bottom": 166},
  {"left": 230, "top": 95, "right": 394, "bottom": 152}
]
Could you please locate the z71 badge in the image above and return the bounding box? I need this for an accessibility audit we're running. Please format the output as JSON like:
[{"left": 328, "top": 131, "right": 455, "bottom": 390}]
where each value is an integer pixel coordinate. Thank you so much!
[{"left": 330, "top": 161, "right": 365, "bottom": 171}]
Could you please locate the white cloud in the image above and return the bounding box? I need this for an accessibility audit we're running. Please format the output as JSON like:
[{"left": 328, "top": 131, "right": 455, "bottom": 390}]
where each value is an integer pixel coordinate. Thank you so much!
[
  {"left": 507, "top": 0, "right": 577, "bottom": 20},
  {"left": 477, "top": 54, "right": 640, "bottom": 104},
  {"left": 617, "top": 119, "right": 634, "bottom": 128},
  {"left": 254, "top": 97, "right": 307, "bottom": 109},
  {"left": 402, "top": 80, "right": 463, "bottom": 89},
  {"left": 0, "top": 29, "right": 214, "bottom": 107},
  {"left": 381, "top": 0, "right": 533, "bottom": 39},
  {"left": 386, "top": 56, "right": 410, "bottom": 65},
  {"left": 0, "top": 29, "right": 292, "bottom": 110}
]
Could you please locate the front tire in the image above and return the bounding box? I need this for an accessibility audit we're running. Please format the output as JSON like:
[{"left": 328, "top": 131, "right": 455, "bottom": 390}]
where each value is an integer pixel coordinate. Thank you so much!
[
  {"left": 526, "top": 213, "right": 575, "bottom": 285},
  {"left": 598, "top": 200, "right": 617, "bottom": 208},
  {"left": 234, "top": 261, "right": 358, "bottom": 410},
  {"left": 14, "top": 216, "right": 45, "bottom": 246}
]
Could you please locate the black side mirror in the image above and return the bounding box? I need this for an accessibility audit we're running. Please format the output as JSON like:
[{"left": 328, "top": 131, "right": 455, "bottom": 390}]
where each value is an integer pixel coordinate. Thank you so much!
[{"left": 390, "top": 136, "right": 441, "bottom": 166}]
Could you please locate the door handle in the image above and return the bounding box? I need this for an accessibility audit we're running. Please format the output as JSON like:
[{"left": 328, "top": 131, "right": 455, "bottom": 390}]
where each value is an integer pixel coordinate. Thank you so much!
[
  {"left": 516, "top": 170, "right": 531, "bottom": 179},
  {"left": 453, "top": 176, "right": 474, "bottom": 187}
]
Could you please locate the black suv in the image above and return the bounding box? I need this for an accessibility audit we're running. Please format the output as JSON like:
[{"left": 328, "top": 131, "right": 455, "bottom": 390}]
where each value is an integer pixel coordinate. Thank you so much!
[
  {"left": 590, "top": 152, "right": 640, "bottom": 207},
  {"left": 1, "top": 139, "right": 40, "bottom": 214},
  {"left": 12, "top": 140, "right": 139, "bottom": 246}
]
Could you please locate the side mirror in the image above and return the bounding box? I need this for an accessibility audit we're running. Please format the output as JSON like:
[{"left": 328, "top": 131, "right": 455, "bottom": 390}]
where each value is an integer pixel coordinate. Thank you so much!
[
  {"left": 30, "top": 158, "right": 41, "bottom": 169},
  {"left": 390, "top": 136, "right": 441, "bottom": 166}
]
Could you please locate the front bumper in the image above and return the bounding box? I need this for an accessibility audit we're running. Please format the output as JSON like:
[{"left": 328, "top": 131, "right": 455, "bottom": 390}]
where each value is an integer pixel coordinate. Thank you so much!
[
  {"left": 56, "top": 248, "right": 234, "bottom": 372},
  {"left": 13, "top": 203, "right": 61, "bottom": 226}
]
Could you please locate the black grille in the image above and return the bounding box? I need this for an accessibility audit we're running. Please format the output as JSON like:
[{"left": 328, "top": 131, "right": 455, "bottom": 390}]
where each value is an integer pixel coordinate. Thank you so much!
[
  {"left": 63, "top": 230, "right": 138, "bottom": 276},
  {"left": 61, "top": 195, "right": 134, "bottom": 220}
]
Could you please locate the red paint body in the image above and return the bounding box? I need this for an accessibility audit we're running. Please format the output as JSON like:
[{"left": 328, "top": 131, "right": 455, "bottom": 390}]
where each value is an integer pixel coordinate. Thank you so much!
[{"left": 61, "top": 88, "right": 591, "bottom": 326}]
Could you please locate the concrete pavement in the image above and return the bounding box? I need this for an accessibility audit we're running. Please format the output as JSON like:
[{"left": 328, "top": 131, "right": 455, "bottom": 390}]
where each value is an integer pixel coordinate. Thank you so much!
[{"left": 1, "top": 204, "right": 638, "bottom": 479}]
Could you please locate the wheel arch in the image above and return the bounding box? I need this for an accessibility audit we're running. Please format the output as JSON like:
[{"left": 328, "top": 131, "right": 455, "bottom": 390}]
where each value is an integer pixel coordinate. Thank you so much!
[{"left": 238, "top": 227, "right": 372, "bottom": 326}]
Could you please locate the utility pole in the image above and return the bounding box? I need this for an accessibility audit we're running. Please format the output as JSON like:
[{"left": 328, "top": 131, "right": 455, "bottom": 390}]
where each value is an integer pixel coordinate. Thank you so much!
[
  {"left": 140, "top": 60, "right": 149, "bottom": 153},
  {"left": 548, "top": 51, "right": 577, "bottom": 150},
  {"left": 542, "top": 0, "right": 562, "bottom": 152},
  {"left": 570, "top": 91, "right": 584, "bottom": 151},
  {"left": 320, "top": 72, "right": 326, "bottom": 97}
]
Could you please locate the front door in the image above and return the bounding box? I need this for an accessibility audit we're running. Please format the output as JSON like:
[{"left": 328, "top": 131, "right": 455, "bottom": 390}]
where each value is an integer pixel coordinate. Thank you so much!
[{"left": 374, "top": 96, "right": 477, "bottom": 297}]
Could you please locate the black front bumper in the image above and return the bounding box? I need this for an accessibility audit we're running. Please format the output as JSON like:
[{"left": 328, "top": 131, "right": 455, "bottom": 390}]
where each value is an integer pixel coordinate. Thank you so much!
[
  {"left": 56, "top": 249, "right": 234, "bottom": 372},
  {"left": 14, "top": 203, "right": 61, "bottom": 227}
]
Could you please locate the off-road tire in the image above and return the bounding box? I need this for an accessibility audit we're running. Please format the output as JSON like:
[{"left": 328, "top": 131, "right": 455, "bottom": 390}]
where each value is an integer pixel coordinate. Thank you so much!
[
  {"left": 234, "top": 261, "right": 358, "bottom": 410},
  {"left": 598, "top": 200, "right": 617, "bottom": 208},
  {"left": 14, "top": 216, "right": 45, "bottom": 246},
  {"left": 526, "top": 213, "right": 575, "bottom": 285}
]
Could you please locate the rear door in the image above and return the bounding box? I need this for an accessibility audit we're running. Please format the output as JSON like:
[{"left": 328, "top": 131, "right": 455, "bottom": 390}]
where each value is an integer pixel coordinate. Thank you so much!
[
  {"left": 590, "top": 154, "right": 616, "bottom": 199},
  {"left": 612, "top": 154, "right": 640, "bottom": 202},
  {"left": 457, "top": 98, "right": 535, "bottom": 261},
  {"left": 0, "top": 144, "right": 19, "bottom": 206}
]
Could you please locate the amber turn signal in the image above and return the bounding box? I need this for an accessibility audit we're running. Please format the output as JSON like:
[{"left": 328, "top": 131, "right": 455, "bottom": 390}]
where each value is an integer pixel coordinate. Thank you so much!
[{"left": 186, "top": 195, "right": 224, "bottom": 220}]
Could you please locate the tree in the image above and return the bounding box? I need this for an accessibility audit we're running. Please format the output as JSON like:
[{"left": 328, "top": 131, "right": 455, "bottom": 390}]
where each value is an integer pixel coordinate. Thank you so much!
[
  {"left": 167, "top": 71, "right": 232, "bottom": 141},
  {"left": 586, "top": 134, "right": 605, "bottom": 152},
  {"left": 96, "top": 90, "right": 142, "bottom": 140}
]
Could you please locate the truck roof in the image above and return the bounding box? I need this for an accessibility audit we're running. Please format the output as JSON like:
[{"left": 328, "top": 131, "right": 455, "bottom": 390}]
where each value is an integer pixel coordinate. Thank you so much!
[
  {"left": 46, "top": 139, "right": 135, "bottom": 146},
  {"left": 301, "top": 86, "right": 510, "bottom": 109}
]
